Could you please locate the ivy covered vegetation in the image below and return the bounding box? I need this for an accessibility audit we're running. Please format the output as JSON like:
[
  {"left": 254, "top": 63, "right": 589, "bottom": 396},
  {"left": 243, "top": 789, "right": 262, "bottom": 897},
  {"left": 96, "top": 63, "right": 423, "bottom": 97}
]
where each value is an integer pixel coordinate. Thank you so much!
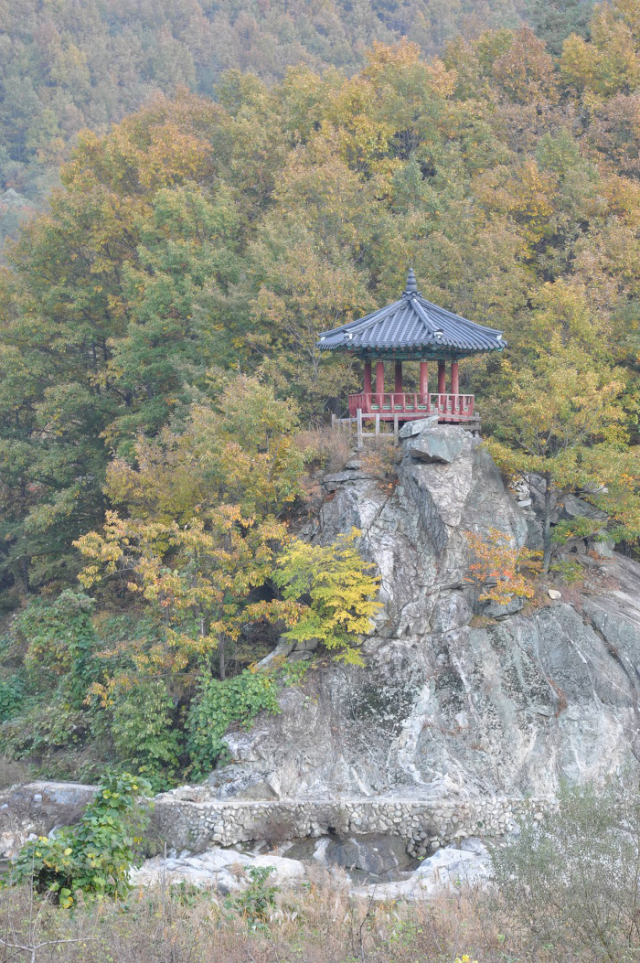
[
  {"left": 2, "top": 0, "right": 640, "bottom": 788},
  {"left": 10, "top": 771, "right": 152, "bottom": 907}
]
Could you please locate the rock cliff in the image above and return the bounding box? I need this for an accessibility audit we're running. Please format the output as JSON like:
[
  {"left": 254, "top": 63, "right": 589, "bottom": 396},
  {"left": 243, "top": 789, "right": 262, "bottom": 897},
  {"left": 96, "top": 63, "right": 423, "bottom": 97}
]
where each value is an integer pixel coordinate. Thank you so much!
[
  {"left": 205, "top": 420, "right": 640, "bottom": 802},
  {"left": 5, "top": 420, "right": 640, "bottom": 877}
]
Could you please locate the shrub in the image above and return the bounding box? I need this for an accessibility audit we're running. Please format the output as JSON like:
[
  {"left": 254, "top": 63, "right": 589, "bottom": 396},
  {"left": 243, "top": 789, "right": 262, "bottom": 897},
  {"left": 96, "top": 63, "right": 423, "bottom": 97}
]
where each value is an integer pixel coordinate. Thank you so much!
[
  {"left": 3, "top": 700, "right": 89, "bottom": 761},
  {"left": 0, "top": 674, "right": 24, "bottom": 723},
  {"left": 492, "top": 779, "right": 640, "bottom": 962},
  {"left": 549, "top": 557, "right": 584, "bottom": 584},
  {"left": 10, "top": 771, "right": 152, "bottom": 907},
  {"left": 359, "top": 437, "right": 398, "bottom": 490},
  {"left": 464, "top": 528, "right": 541, "bottom": 604},
  {"left": 228, "top": 866, "right": 278, "bottom": 926},
  {"left": 295, "top": 426, "right": 352, "bottom": 475},
  {"left": 186, "top": 668, "right": 281, "bottom": 780},
  {"left": 19, "top": 591, "right": 99, "bottom": 707},
  {"left": 109, "top": 679, "right": 182, "bottom": 791}
]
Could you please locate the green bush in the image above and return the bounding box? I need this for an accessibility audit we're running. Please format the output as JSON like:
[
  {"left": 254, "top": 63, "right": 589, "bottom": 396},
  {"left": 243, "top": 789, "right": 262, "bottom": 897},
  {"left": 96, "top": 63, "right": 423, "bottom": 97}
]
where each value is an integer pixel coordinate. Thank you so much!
[
  {"left": 19, "top": 591, "right": 99, "bottom": 707},
  {"left": 10, "top": 771, "right": 152, "bottom": 907},
  {"left": 110, "top": 679, "right": 182, "bottom": 791},
  {"left": 3, "top": 700, "right": 89, "bottom": 761},
  {"left": 0, "top": 674, "right": 24, "bottom": 722},
  {"left": 228, "top": 866, "right": 278, "bottom": 925},
  {"left": 186, "top": 669, "right": 281, "bottom": 780}
]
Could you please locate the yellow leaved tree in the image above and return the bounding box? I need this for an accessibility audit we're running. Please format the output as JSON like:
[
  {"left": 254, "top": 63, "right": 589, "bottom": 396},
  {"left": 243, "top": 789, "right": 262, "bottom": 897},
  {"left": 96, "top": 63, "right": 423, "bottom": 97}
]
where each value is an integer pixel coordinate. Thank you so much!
[
  {"left": 464, "top": 528, "right": 542, "bottom": 604},
  {"left": 273, "top": 529, "right": 382, "bottom": 666},
  {"left": 75, "top": 505, "right": 293, "bottom": 686}
]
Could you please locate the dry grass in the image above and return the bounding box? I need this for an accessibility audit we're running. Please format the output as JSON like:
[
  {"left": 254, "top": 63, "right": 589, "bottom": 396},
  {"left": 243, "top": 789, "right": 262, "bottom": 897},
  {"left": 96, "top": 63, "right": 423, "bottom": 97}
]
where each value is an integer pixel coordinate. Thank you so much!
[
  {"left": 295, "top": 426, "right": 353, "bottom": 475},
  {"left": 0, "top": 875, "right": 567, "bottom": 963},
  {"left": 359, "top": 437, "right": 399, "bottom": 489},
  {"left": 0, "top": 756, "right": 31, "bottom": 791}
]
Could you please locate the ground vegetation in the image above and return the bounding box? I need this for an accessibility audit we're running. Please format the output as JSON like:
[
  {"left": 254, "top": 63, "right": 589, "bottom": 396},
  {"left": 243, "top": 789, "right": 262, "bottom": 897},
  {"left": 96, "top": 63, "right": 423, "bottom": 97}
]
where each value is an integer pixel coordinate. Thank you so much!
[{"left": 3, "top": 779, "right": 640, "bottom": 962}]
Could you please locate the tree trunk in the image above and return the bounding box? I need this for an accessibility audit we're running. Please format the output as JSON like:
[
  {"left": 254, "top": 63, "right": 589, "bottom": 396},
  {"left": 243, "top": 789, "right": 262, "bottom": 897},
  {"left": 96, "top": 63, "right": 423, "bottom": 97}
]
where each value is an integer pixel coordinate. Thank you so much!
[
  {"left": 21, "top": 555, "right": 30, "bottom": 595},
  {"left": 219, "top": 637, "right": 226, "bottom": 681},
  {"left": 542, "top": 472, "right": 553, "bottom": 573}
]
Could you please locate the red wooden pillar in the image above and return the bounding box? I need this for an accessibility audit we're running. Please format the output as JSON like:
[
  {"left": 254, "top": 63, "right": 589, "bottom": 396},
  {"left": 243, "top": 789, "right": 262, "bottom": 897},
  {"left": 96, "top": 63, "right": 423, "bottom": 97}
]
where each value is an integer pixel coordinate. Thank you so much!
[
  {"left": 376, "top": 360, "right": 385, "bottom": 405},
  {"left": 394, "top": 360, "right": 403, "bottom": 396},
  {"left": 364, "top": 361, "right": 372, "bottom": 395},
  {"left": 438, "top": 360, "right": 446, "bottom": 394},
  {"left": 419, "top": 360, "right": 428, "bottom": 409},
  {"left": 419, "top": 361, "right": 428, "bottom": 395},
  {"left": 451, "top": 361, "right": 459, "bottom": 395},
  {"left": 363, "top": 361, "right": 372, "bottom": 413}
]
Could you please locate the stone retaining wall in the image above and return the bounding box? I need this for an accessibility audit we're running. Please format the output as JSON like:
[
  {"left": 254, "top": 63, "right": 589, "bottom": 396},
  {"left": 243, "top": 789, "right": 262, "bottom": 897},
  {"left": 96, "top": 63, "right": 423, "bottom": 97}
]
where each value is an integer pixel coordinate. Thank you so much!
[{"left": 152, "top": 794, "right": 551, "bottom": 858}]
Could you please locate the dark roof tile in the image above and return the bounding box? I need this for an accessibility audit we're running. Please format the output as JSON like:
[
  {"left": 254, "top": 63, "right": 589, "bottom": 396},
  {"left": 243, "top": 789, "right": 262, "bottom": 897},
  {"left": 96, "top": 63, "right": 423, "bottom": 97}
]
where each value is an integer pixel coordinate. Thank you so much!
[{"left": 317, "top": 271, "right": 505, "bottom": 356}]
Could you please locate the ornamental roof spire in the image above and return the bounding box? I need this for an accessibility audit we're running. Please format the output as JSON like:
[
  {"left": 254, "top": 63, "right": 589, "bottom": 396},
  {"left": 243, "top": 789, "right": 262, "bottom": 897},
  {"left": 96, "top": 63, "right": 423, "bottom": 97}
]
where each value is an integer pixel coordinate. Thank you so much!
[{"left": 405, "top": 267, "right": 418, "bottom": 296}]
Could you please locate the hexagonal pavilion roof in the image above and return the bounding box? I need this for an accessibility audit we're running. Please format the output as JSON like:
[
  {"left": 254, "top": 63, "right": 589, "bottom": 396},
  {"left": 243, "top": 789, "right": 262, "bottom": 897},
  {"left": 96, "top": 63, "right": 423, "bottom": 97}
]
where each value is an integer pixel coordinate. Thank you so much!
[{"left": 317, "top": 270, "right": 505, "bottom": 358}]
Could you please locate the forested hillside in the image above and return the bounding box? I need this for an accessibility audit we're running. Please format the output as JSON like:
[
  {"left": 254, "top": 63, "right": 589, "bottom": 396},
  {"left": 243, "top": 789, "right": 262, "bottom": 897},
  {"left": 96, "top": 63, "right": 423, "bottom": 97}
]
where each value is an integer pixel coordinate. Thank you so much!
[
  {"left": 2, "top": 0, "right": 640, "bottom": 787},
  {"left": 0, "top": 0, "right": 597, "bottom": 245}
]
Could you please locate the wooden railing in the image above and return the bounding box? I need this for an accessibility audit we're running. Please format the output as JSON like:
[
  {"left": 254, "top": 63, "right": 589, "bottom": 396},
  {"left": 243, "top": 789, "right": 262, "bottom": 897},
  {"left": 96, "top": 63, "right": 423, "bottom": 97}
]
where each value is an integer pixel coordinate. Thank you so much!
[{"left": 348, "top": 392, "right": 475, "bottom": 422}]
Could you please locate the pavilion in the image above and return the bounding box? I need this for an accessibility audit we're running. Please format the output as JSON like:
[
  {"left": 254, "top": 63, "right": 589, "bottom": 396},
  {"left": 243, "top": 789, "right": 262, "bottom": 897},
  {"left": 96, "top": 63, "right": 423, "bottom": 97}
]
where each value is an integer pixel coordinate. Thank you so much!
[{"left": 317, "top": 269, "right": 505, "bottom": 425}]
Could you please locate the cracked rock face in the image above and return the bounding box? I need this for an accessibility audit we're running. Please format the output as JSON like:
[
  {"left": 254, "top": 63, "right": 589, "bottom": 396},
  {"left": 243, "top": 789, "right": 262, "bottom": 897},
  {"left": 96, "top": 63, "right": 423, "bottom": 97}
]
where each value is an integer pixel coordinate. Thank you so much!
[{"left": 213, "top": 423, "right": 640, "bottom": 801}]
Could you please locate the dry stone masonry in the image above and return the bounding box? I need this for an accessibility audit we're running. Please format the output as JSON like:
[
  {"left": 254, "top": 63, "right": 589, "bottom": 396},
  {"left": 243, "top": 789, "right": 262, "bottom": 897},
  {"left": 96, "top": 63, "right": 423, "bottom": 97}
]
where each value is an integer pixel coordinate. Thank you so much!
[{"left": 151, "top": 792, "right": 550, "bottom": 857}]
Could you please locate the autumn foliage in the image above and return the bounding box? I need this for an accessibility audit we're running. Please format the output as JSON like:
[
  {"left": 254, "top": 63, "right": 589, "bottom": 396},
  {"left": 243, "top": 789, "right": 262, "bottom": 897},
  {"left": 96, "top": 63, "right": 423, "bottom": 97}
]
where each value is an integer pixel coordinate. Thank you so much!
[
  {"left": 464, "top": 529, "right": 542, "bottom": 605},
  {"left": 2, "top": 2, "right": 640, "bottom": 786}
]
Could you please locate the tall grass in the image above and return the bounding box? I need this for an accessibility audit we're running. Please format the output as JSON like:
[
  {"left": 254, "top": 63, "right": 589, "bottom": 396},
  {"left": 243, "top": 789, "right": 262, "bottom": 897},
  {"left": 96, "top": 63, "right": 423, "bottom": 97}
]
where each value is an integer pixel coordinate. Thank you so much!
[{"left": 0, "top": 872, "right": 554, "bottom": 963}]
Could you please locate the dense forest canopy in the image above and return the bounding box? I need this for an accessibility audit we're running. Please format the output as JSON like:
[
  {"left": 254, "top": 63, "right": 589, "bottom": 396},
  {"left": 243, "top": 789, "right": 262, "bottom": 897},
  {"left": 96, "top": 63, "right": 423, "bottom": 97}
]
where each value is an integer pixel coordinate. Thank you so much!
[
  {"left": 0, "top": 0, "right": 598, "bottom": 244},
  {"left": 3, "top": 0, "right": 640, "bottom": 587},
  {"left": 2, "top": 0, "right": 640, "bottom": 786}
]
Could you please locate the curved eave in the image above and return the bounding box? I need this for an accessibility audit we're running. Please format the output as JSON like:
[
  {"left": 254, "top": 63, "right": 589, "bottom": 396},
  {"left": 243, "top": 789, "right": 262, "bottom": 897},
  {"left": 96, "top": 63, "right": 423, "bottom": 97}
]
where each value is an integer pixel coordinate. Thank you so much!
[
  {"left": 317, "top": 341, "right": 505, "bottom": 355},
  {"left": 316, "top": 293, "right": 505, "bottom": 354}
]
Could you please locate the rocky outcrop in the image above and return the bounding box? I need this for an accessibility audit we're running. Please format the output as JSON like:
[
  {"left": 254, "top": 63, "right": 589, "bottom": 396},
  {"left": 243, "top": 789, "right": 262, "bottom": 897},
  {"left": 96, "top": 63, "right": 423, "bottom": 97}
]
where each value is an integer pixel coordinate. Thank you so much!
[
  {"left": 193, "top": 421, "right": 640, "bottom": 802},
  {"left": 0, "top": 781, "right": 97, "bottom": 860},
  {"left": 4, "top": 422, "right": 640, "bottom": 875}
]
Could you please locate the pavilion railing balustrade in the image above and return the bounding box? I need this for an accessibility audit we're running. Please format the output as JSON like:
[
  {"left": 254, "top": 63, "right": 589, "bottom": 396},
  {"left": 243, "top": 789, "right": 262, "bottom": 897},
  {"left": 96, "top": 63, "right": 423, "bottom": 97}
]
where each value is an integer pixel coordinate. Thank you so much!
[{"left": 348, "top": 391, "right": 475, "bottom": 422}]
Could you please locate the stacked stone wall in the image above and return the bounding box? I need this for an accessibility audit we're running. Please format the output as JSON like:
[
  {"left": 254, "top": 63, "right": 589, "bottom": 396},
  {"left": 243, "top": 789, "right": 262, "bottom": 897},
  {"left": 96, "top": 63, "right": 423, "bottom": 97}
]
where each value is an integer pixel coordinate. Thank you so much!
[{"left": 152, "top": 794, "right": 551, "bottom": 857}]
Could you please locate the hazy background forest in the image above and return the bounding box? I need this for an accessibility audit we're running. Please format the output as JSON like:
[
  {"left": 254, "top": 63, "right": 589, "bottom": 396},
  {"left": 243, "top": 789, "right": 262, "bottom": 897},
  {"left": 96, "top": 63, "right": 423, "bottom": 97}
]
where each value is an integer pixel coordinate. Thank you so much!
[
  {"left": 0, "top": 0, "right": 593, "bottom": 244},
  {"left": 2, "top": 0, "right": 640, "bottom": 792}
]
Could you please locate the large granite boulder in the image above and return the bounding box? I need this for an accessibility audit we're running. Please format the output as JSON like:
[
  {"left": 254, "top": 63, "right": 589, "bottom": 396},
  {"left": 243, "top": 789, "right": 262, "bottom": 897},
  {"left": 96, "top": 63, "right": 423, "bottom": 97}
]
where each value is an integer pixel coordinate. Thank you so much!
[{"left": 206, "top": 425, "right": 640, "bottom": 801}]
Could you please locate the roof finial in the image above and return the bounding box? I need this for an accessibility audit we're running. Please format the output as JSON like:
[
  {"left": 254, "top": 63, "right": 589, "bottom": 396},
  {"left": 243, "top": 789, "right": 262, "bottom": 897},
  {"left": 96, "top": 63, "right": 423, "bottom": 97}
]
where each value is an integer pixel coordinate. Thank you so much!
[{"left": 405, "top": 267, "right": 418, "bottom": 296}]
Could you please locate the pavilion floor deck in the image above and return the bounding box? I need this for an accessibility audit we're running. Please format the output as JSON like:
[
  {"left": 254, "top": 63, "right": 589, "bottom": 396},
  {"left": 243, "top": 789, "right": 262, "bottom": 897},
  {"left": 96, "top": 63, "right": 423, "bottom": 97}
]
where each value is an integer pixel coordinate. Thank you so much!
[{"left": 348, "top": 391, "right": 475, "bottom": 423}]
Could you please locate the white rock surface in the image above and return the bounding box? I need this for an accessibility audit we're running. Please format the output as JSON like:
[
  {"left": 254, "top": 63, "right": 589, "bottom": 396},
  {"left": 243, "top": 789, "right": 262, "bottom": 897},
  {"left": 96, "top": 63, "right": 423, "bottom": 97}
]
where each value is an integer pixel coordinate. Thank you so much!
[
  {"left": 207, "top": 426, "right": 640, "bottom": 802},
  {"left": 130, "top": 847, "right": 305, "bottom": 892},
  {"left": 351, "top": 843, "right": 492, "bottom": 901}
]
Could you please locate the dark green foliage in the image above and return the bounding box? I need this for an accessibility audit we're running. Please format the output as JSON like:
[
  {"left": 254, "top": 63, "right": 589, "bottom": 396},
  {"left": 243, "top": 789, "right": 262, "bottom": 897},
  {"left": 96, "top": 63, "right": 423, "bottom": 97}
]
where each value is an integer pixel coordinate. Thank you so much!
[
  {"left": 18, "top": 591, "right": 99, "bottom": 707},
  {"left": 110, "top": 680, "right": 183, "bottom": 792},
  {"left": 10, "top": 771, "right": 152, "bottom": 907},
  {"left": 526, "top": 0, "right": 593, "bottom": 54},
  {"left": 3, "top": 701, "right": 89, "bottom": 765},
  {"left": 0, "top": 673, "right": 24, "bottom": 722},
  {"left": 186, "top": 669, "right": 281, "bottom": 780}
]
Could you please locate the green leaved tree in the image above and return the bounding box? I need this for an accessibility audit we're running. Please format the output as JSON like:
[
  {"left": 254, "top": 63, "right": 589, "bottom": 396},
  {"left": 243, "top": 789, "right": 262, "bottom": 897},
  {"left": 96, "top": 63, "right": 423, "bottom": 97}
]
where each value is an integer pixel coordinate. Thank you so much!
[{"left": 487, "top": 337, "right": 640, "bottom": 571}]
